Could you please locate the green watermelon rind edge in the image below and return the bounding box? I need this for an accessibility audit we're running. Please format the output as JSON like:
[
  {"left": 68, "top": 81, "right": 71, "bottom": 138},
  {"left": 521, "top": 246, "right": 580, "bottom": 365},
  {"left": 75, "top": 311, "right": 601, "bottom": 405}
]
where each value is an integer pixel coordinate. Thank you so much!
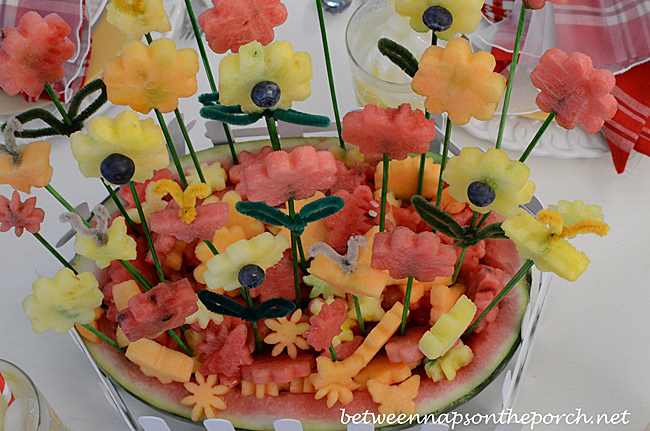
[{"left": 72, "top": 136, "right": 531, "bottom": 430}]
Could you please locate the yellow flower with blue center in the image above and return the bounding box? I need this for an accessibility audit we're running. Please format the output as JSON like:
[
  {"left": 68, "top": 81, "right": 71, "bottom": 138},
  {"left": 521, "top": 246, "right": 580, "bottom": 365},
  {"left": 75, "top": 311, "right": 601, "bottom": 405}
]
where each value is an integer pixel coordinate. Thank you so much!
[
  {"left": 106, "top": 0, "right": 171, "bottom": 39},
  {"left": 393, "top": 0, "right": 484, "bottom": 40},
  {"left": 502, "top": 202, "right": 609, "bottom": 282}
]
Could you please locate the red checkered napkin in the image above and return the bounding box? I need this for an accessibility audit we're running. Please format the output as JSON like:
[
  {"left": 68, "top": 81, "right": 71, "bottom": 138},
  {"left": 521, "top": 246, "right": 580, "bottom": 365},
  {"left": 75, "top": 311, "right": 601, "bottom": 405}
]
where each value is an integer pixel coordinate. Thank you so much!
[
  {"left": 0, "top": 0, "right": 92, "bottom": 103},
  {"left": 482, "top": 0, "right": 515, "bottom": 23}
]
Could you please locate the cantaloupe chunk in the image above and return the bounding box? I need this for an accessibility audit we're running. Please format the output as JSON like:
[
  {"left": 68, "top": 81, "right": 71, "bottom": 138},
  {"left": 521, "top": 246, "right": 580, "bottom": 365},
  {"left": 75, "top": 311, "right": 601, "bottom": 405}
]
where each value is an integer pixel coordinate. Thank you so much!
[
  {"left": 74, "top": 307, "right": 104, "bottom": 344},
  {"left": 429, "top": 283, "right": 466, "bottom": 324},
  {"left": 308, "top": 253, "right": 389, "bottom": 298},
  {"left": 163, "top": 240, "right": 187, "bottom": 271},
  {"left": 289, "top": 376, "right": 316, "bottom": 393},
  {"left": 241, "top": 381, "right": 280, "bottom": 399},
  {"left": 367, "top": 375, "right": 420, "bottom": 415},
  {"left": 184, "top": 329, "right": 206, "bottom": 350},
  {"left": 125, "top": 338, "right": 194, "bottom": 384},
  {"left": 375, "top": 156, "right": 440, "bottom": 200},
  {"left": 353, "top": 354, "right": 412, "bottom": 390},
  {"left": 419, "top": 295, "right": 476, "bottom": 360},
  {"left": 0, "top": 140, "right": 53, "bottom": 193}
]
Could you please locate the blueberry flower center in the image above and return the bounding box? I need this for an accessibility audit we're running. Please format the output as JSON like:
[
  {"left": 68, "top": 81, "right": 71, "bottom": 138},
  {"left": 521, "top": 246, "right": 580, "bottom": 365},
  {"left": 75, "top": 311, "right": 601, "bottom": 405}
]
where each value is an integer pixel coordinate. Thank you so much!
[
  {"left": 251, "top": 81, "right": 282, "bottom": 108},
  {"left": 100, "top": 153, "right": 135, "bottom": 185},
  {"left": 238, "top": 264, "right": 266, "bottom": 289},
  {"left": 467, "top": 181, "right": 496, "bottom": 207},
  {"left": 422, "top": 6, "right": 453, "bottom": 33}
]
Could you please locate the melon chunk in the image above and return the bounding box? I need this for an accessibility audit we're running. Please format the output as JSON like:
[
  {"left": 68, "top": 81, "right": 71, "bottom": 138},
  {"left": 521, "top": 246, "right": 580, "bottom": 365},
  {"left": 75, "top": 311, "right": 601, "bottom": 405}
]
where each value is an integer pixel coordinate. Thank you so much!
[
  {"left": 353, "top": 354, "right": 412, "bottom": 390},
  {"left": 419, "top": 295, "right": 476, "bottom": 360},
  {"left": 125, "top": 338, "right": 194, "bottom": 384}
]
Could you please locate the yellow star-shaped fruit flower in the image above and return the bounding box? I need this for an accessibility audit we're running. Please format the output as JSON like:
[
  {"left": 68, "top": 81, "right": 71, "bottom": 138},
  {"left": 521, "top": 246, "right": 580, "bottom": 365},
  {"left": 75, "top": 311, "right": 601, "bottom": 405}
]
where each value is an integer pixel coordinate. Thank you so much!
[
  {"left": 264, "top": 309, "right": 310, "bottom": 359},
  {"left": 181, "top": 372, "right": 230, "bottom": 421},
  {"left": 367, "top": 375, "right": 420, "bottom": 415},
  {"left": 185, "top": 299, "right": 224, "bottom": 329}
]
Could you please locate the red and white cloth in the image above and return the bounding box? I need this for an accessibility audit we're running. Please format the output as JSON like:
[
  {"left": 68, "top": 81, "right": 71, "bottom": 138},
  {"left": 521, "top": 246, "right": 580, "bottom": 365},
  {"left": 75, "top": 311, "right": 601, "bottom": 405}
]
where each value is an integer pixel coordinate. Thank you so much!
[{"left": 0, "top": 0, "right": 92, "bottom": 103}]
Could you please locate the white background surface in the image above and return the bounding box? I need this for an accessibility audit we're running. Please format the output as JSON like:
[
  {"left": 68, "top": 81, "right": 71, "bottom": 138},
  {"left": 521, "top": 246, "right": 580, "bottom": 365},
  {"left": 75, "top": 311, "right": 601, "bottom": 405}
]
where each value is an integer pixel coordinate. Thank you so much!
[{"left": 0, "top": 1, "right": 648, "bottom": 430}]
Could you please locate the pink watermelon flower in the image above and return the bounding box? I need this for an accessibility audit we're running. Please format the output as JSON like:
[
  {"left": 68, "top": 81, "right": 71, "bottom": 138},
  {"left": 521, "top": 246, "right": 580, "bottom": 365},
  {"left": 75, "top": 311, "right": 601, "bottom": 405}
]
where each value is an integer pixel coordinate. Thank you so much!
[
  {"left": 0, "top": 12, "right": 75, "bottom": 98},
  {"left": 341, "top": 104, "right": 436, "bottom": 164},
  {"left": 371, "top": 226, "right": 457, "bottom": 281},
  {"left": 0, "top": 191, "right": 45, "bottom": 237},
  {"left": 199, "top": 0, "right": 288, "bottom": 54},
  {"left": 531, "top": 49, "right": 617, "bottom": 134},
  {"left": 236, "top": 146, "right": 337, "bottom": 206},
  {"left": 523, "top": 0, "right": 568, "bottom": 10},
  {"left": 150, "top": 200, "right": 230, "bottom": 243}
]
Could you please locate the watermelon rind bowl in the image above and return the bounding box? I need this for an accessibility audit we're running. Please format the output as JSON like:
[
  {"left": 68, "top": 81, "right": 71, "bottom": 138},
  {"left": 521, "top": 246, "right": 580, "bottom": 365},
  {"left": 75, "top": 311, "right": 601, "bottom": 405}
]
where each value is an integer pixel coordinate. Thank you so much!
[{"left": 72, "top": 136, "right": 541, "bottom": 431}]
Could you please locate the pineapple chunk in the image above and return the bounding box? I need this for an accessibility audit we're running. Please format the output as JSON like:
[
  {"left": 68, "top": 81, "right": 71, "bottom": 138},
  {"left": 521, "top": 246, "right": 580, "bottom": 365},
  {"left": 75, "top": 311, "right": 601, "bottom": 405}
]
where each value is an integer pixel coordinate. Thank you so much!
[
  {"left": 419, "top": 295, "right": 476, "bottom": 360},
  {"left": 425, "top": 342, "right": 474, "bottom": 382}
]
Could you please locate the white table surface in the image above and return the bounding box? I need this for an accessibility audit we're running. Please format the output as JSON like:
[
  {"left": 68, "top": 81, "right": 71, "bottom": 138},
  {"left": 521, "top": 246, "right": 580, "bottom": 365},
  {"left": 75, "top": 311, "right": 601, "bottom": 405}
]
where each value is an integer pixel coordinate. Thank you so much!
[{"left": 1, "top": 1, "right": 649, "bottom": 430}]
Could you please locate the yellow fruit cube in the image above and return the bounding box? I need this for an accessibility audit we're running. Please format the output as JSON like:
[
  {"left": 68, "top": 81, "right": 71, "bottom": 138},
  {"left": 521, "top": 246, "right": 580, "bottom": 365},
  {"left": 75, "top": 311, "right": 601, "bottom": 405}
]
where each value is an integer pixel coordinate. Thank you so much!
[{"left": 419, "top": 295, "right": 476, "bottom": 360}]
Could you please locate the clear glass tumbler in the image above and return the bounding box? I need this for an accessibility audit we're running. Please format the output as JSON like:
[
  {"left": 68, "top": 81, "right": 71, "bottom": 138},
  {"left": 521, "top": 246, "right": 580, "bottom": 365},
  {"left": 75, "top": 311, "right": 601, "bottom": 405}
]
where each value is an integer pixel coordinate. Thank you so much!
[
  {"left": 345, "top": 0, "right": 429, "bottom": 110},
  {"left": 0, "top": 360, "right": 67, "bottom": 431}
]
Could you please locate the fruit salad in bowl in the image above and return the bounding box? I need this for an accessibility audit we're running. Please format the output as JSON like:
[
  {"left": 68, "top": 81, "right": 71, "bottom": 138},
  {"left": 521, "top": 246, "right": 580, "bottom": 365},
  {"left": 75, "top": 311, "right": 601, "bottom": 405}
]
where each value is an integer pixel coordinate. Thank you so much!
[{"left": 0, "top": 0, "right": 613, "bottom": 429}]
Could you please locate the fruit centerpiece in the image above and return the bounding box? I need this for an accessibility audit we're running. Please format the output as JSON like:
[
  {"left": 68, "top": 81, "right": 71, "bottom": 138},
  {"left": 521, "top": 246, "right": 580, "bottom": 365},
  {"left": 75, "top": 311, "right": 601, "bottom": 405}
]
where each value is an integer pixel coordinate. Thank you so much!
[{"left": 0, "top": 0, "right": 613, "bottom": 429}]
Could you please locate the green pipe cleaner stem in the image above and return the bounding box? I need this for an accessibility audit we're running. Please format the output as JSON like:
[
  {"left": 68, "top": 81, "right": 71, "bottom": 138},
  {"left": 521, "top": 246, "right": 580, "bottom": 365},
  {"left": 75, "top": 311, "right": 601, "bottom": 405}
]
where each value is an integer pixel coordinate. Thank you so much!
[
  {"left": 451, "top": 211, "right": 479, "bottom": 283},
  {"left": 288, "top": 199, "right": 307, "bottom": 271}
]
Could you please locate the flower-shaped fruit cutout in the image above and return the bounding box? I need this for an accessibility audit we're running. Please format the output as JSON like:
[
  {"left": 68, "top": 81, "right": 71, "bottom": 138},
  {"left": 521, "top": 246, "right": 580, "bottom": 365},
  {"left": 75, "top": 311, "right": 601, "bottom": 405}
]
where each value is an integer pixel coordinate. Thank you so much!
[
  {"left": 236, "top": 145, "right": 337, "bottom": 206},
  {"left": 442, "top": 147, "right": 535, "bottom": 216},
  {"left": 188, "top": 161, "right": 227, "bottom": 193},
  {"left": 0, "top": 191, "right": 45, "bottom": 237},
  {"left": 60, "top": 205, "right": 137, "bottom": 269},
  {"left": 341, "top": 104, "right": 436, "bottom": 164},
  {"left": 199, "top": 0, "right": 288, "bottom": 54},
  {"left": 367, "top": 375, "right": 420, "bottom": 415},
  {"left": 0, "top": 119, "right": 53, "bottom": 194},
  {"left": 181, "top": 372, "right": 230, "bottom": 421},
  {"left": 185, "top": 299, "right": 224, "bottom": 329},
  {"left": 103, "top": 38, "right": 199, "bottom": 114},
  {"left": 219, "top": 40, "right": 312, "bottom": 113},
  {"left": 203, "top": 232, "right": 289, "bottom": 291},
  {"left": 106, "top": 0, "right": 171, "bottom": 39},
  {"left": 371, "top": 226, "right": 457, "bottom": 281},
  {"left": 394, "top": 0, "right": 483, "bottom": 40},
  {"left": 0, "top": 12, "right": 75, "bottom": 97},
  {"left": 264, "top": 309, "right": 310, "bottom": 359},
  {"left": 502, "top": 202, "right": 609, "bottom": 282},
  {"left": 70, "top": 110, "right": 169, "bottom": 184},
  {"left": 530, "top": 48, "right": 617, "bottom": 134},
  {"left": 524, "top": 0, "right": 568, "bottom": 10},
  {"left": 22, "top": 268, "right": 103, "bottom": 334},
  {"left": 412, "top": 38, "right": 506, "bottom": 126}
]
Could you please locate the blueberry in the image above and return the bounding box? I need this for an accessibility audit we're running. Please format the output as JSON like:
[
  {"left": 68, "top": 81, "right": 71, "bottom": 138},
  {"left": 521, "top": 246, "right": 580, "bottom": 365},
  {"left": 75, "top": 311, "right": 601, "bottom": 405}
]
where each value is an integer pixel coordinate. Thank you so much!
[
  {"left": 251, "top": 81, "right": 281, "bottom": 108},
  {"left": 100, "top": 153, "right": 135, "bottom": 185},
  {"left": 238, "top": 264, "right": 266, "bottom": 289},
  {"left": 467, "top": 181, "right": 496, "bottom": 207},
  {"left": 422, "top": 6, "right": 453, "bottom": 33}
]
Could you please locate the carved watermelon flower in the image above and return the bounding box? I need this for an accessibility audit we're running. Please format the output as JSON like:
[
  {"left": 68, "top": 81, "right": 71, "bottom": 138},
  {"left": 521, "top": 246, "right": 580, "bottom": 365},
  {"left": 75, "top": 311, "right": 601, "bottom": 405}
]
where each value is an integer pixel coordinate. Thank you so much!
[
  {"left": 371, "top": 226, "right": 457, "bottom": 281},
  {"left": 502, "top": 202, "right": 609, "bottom": 282},
  {"left": 106, "top": 0, "right": 171, "bottom": 39},
  {"left": 341, "top": 104, "right": 436, "bottom": 164},
  {"left": 0, "top": 191, "right": 45, "bottom": 237},
  {"left": 181, "top": 372, "right": 230, "bottom": 421},
  {"left": 199, "top": 0, "right": 288, "bottom": 54},
  {"left": 22, "top": 268, "right": 103, "bottom": 334},
  {"left": 0, "top": 12, "right": 75, "bottom": 97},
  {"left": 442, "top": 147, "right": 535, "bottom": 216},
  {"left": 219, "top": 40, "right": 312, "bottom": 113},
  {"left": 394, "top": 0, "right": 483, "bottom": 40},
  {"left": 70, "top": 110, "right": 169, "bottom": 184},
  {"left": 103, "top": 38, "right": 199, "bottom": 114},
  {"left": 524, "top": 0, "right": 568, "bottom": 10},
  {"left": 530, "top": 48, "right": 617, "bottom": 134},
  {"left": 203, "top": 232, "right": 289, "bottom": 291},
  {"left": 412, "top": 38, "right": 506, "bottom": 126}
]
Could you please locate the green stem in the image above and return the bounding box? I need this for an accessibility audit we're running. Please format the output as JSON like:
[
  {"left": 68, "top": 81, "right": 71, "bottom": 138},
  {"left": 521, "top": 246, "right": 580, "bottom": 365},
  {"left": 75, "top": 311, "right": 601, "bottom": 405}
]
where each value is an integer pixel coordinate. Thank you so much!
[
  {"left": 145, "top": 33, "right": 153, "bottom": 44},
  {"left": 477, "top": 211, "right": 491, "bottom": 229},
  {"left": 264, "top": 113, "right": 282, "bottom": 151},
  {"left": 329, "top": 345, "right": 338, "bottom": 362},
  {"left": 435, "top": 118, "right": 452, "bottom": 207},
  {"left": 130, "top": 182, "right": 165, "bottom": 283},
  {"left": 417, "top": 153, "right": 426, "bottom": 197},
  {"left": 166, "top": 328, "right": 193, "bottom": 356},
  {"left": 314, "top": 0, "right": 345, "bottom": 151},
  {"left": 519, "top": 112, "right": 556, "bottom": 162},
  {"left": 451, "top": 247, "right": 467, "bottom": 284},
  {"left": 400, "top": 276, "right": 414, "bottom": 336},
  {"left": 289, "top": 220, "right": 303, "bottom": 309},
  {"left": 379, "top": 153, "right": 389, "bottom": 232},
  {"left": 119, "top": 259, "right": 152, "bottom": 291},
  {"left": 174, "top": 109, "right": 205, "bottom": 183},
  {"left": 464, "top": 259, "right": 534, "bottom": 338},
  {"left": 495, "top": 2, "right": 528, "bottom": 150},
  {"left": 181, "top": 0, "right": 237, "bottom": 164},
  {"left": 352, "top": 295, "right": 366, "bottom": 337},
  {"left": 81, "top": 324, "right": 125, "bottom": 353},
  {"left": 204, "top": 239, "right": 219, "bottom": 255},
  {"left": 240, "top": 287, "right": 261, "bottom": 354},
  {"left": 154, "top": 109, "right": 188, "bottom": 188},
  {"left": 32, "top": 232, "right": 78, "bottom": 274},
  {"left": 44, "top": 83, "right": 72, "bottom": 126},
  {"left": 288, "top": 199, "right": 306, "bottom": 271},
  {"left": 101, "top": 179, "right": 139, "bottom": 237}
]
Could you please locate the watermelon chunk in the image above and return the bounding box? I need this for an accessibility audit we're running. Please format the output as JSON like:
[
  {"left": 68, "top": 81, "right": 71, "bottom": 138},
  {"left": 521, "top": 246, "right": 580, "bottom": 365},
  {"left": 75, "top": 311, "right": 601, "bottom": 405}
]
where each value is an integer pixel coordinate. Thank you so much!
[
  {"left": 200, "top": 323, "right": 253, "bottom": 377},
  {"left": 304, "top": 298, "right": 348, "bottom": 351},
  {"left": 328, "top": 160, "right": 366, "bottom": 195},
  {"left": 465, "top": 265, "right": 504, "bottom": 334},
  {"left": 249, "top": 250, "right": 296, "bottom": 302},
  {"left": 119, "top": 169, "right": 174, "bottom": 210},
  {"left": 322, "top": 335, "right": 364, "bottom": 361},
  {"left": 117, "top": 278, "right": 198, "bottom": 342},
  {"left": 385, "top": 326, "right": 429, "bottom": 364},
  {"left": 145, "top": 233, "right": 177, "bottom": 267},
  {"left": 240, "top": 354, "right": 314, "bottom": 384},
  {"left": 150, "top": 200, "right": 229, "bottom": 243}
]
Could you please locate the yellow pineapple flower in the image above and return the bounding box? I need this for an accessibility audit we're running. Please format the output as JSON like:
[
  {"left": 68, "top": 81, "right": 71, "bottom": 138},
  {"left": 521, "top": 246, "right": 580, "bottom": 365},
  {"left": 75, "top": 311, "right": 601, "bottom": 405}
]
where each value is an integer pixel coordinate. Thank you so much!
[
  {"left": 185, "top": 299, "right": 224, "bottom": 329},
  {"left": 23, "top": 268, "right": 102, "bottom": 334},
  {"left": 502, "top": 203, "right": 609, "bottom": 282},
  {"left": 152, "top": 179, "right": 211, "bottom": 224},
  {"left": 74, "top": 217, "right": 137, "bottom": 269},
  {"left": 106, "top": 0, "right": 171, "bottom": 39},
  {"left": 264, "top": 309, "right": 310, "bottom": 359},
  {"left": 70, "top": 110, "right": 169, "bottom": 183},
  {"left": 181, "top": 372, "right": 229, "bottom": 421},
  {"left": 442, "top": 147, "right": 535, "bottom": 216},
  {"left": 412, "top": 38, "right": 506, "bottom": 125},
  {"left": 203, "top": 232, "right": 289, "bottom": 291},
  {"left": 104, "top": 38, "right": 199, "bottom": 114},
  {"left": 187, "top": 161, "right": 227, "bottom": 193},
  {"left": 394, "top": 0, "right": 483, "bottom": 39},
  {"left": 219, "top": 40, "right": 312, "bottom": 113},
  {"left": 194, "top": 225, "right": 247, "bottom": 284}
]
